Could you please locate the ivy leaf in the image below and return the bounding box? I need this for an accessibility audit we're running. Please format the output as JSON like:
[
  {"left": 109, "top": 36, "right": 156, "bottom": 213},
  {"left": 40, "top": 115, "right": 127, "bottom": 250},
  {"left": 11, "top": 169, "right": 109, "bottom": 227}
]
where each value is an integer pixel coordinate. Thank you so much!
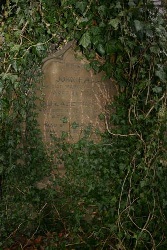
[
  {"left": 90, "top": 60, "right": 100, "bottom": 72},
  {"left": 134, "top": 20, "right": 143, "bottom": 32},
  {"left": 11, "top": 60, "right": 18, "bottom": 72},
  {"left": 128, "top": 0, "right": 136, "bottom": 7},
  {"left": 90, "top": 26, "right": 101, "bottom": 36},
  {"left": 61, "top": 117, "right": 68, "bottom": 123},
  {"left": 76, "top": 1, "right": 87, "bottom": 14},
  {"left": 140, "top": 180, "right": 146, "bottom": 188},
  {"left": 1, "top": 73, "right": 18, "bottom": 83},
  {"left": 97, "top": 44, "right": 105, "bottom": 56},
  {"left": 155, "top": 70, "right": 166, "bottom": 83},
  {"left": 10, "top": 44, "right": 20, "bottom": 52},
  {"left": 77, "top": 17, "right": 88, "bottom": 25},
  {"left": 116, "top": 2, "right": 121, "bottom": 9},
  {"left": 36, "top": 43, "right": 45, "bottom": 51},
  {"left": 71, "top": 122, "right": 79, "bottom": 129},
  {"left": 109, "top": 18, "right": 120, "bottom": 30},
  {"left": 79, "top": 31, "right": 91, "bottom": 48},
  {"left": 150, "top": 45, "right": 160, "bottom": 54},
  {"left": 99, "top": 113, "right": 105, "bottom": 121},
  {"left": 152, "top": 86, "right": 162, "bottom": 93},
  {"left": 130, "top": 56, "right": 138, "bottom": 64},
  {"left": 98, "top": 5, "right": 107, "bottom": 17}
]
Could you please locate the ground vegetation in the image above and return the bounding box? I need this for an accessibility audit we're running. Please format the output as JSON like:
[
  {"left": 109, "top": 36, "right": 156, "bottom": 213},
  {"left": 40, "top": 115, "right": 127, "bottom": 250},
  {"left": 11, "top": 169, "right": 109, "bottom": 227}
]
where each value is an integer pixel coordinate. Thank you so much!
[{"left": 0, "top": 0, "right": 167, "bottom": 249}]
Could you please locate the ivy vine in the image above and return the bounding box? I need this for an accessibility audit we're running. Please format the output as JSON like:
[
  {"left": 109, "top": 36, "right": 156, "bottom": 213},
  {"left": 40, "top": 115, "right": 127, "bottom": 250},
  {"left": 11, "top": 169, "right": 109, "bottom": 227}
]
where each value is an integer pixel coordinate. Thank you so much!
[{"left": 0, "top": 0, "right": 167, "bottom": 249}]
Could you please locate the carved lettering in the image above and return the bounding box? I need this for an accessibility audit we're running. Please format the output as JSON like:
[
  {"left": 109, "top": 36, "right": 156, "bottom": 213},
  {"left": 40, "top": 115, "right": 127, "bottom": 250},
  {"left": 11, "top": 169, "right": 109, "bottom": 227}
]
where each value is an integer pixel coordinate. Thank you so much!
[{"left": 37, "top": 45, "right": 116, "bottom": 143}]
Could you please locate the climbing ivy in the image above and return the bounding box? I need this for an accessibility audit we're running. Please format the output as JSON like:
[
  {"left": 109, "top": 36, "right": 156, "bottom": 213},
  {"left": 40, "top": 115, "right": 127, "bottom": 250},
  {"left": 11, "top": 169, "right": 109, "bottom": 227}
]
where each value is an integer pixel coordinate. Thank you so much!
[{"left": 0, "top": 0, "right": 167, "bottom": 249}]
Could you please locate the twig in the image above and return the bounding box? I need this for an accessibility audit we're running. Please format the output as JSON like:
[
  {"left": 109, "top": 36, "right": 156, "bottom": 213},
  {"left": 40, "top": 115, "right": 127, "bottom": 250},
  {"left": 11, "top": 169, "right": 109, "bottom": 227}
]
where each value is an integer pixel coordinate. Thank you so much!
[
  {"left": 117, "top": 169, "right": 130, "bottom": 231},
  {"left": 38, "top": 202, "right": 47, "bottom": 214},
  {"left": 145, "top": 93, "right": 165, "bottom": 118},
  {"left": 105, "top": 116, "right": 137, "bottom": 137}
]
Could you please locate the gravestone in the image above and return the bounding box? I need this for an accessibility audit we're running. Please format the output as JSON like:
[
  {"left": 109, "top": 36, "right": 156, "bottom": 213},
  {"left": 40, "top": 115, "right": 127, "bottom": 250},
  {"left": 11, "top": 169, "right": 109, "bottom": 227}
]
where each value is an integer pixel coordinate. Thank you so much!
[{"left": 37, "top": 41, "right": 117, "bottom": 144}]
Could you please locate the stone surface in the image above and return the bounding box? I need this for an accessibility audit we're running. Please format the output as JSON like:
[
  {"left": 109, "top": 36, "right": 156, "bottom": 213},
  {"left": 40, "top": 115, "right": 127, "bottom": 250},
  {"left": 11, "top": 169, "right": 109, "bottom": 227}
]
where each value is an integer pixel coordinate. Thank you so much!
[{"left": 37, "top": 42, "right": 117, "bottom": 144}]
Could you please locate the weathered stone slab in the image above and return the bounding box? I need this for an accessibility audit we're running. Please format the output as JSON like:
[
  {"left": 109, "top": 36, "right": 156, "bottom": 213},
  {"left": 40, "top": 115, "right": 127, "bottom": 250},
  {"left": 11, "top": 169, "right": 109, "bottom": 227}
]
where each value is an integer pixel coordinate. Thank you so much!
[{"left": 37, "top": 42, "right": 116, "bottom": 143}]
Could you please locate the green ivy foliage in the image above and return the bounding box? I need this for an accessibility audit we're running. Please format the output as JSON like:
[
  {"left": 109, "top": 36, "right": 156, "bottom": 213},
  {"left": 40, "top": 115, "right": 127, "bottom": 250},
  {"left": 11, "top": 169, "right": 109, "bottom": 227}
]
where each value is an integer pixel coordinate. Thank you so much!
[{"left": 0, "top": 0, "right": 167, "bottom": 249}]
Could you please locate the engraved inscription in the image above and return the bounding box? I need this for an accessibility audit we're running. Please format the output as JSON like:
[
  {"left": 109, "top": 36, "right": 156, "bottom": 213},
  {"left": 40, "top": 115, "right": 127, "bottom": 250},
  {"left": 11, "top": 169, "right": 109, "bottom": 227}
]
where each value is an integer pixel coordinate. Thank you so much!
[{"left": 38, "top": 46, "right": 116, "bottom": 143}]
